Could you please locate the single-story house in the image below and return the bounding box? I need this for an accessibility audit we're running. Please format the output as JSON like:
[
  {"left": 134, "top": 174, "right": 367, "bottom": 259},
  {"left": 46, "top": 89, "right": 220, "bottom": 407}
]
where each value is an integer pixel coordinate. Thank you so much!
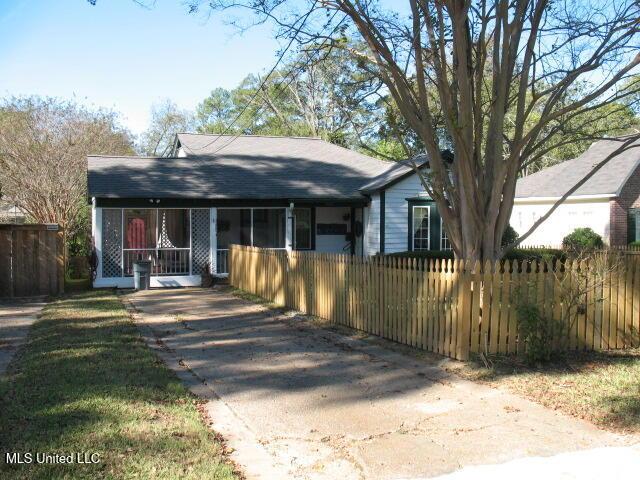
[
  {"left": 88, "top": 133, "right": 640, "bottom": 288},
  {"left": 511, "top": 137, "right": 640, "bottom": 247},
  {"left": 88, "top": 133, "right": 453, "bottom": 288}
]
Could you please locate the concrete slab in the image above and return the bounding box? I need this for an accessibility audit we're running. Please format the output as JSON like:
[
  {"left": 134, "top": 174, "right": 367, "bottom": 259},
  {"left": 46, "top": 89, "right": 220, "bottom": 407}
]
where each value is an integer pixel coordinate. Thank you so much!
[
  {"left": 0, "top": 299, "right": 45, "bottom": 376},
  {"left": 432, "top": 444, "right": 640, "bottom": 480},
  {"left": 125, "top": 288, "right": 639, "bottom": 479}
]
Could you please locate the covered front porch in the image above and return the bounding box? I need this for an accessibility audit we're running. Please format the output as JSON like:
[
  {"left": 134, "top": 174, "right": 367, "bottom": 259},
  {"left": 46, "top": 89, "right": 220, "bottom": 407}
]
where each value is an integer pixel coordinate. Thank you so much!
[{"left": 91, "top": 200, "right": 364, "bottom": 288}]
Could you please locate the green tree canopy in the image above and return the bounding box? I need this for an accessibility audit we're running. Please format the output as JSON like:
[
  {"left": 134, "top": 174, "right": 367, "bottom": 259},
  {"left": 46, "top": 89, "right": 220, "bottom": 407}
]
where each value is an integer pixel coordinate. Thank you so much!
[
  {"left": 139, "top": 99, "right": 195, "bottom": 156},
  {"left": 196, "top": 43, "right": 389, "bottom": 153},
  {"left": 0, "top": 96, "right": 134, "bottom": 237}
]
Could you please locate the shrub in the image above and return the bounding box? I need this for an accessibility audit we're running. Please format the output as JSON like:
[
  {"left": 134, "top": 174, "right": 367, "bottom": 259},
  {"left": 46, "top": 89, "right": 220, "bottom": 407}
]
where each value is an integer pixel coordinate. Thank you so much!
[
  {"left": 387, "top": 247, "right": 565, "bottom": 267},
  {"left": 386, "top": 250, "right": 455, "bottom": 260},
  {"left": 629, "top": 240, "right": 640, "bottom": 247},
  {"left": 505, "top": 248, "right": 566, "bottom": 271},
  {"left": 562, "top": 227, "right": 604, "bottom": 251},
  {"left": 516, "top": 302, "right": 562, "bottom": 364},
  {"left": 501, "top": 224, "right": 519, "bottom": 247}
]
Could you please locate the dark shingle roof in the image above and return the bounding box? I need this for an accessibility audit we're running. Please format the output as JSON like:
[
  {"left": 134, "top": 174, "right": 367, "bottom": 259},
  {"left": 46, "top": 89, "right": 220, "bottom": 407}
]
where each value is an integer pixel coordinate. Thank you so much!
[
  {"left": 88, "top": 135, "right": 392, "bottom": 200},
  {"left": 515, "top": 137, "right": 640, "bottom": 198},
  {"left": 359, "top": 156, "right": 429, "bottom": 193},
  {"left": 359, "top": 150, "right": 453, "bottom": 193}
]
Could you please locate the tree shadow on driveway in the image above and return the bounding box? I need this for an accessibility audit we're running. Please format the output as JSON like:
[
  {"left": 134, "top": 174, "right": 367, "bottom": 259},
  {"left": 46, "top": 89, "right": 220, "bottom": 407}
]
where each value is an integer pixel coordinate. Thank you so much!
[{"left": 125, "top": 287, "right": 633, "bottom": 480}]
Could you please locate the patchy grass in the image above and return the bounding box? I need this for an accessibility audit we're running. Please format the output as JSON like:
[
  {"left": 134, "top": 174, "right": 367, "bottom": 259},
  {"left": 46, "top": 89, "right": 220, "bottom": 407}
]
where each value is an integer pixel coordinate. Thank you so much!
[
  {"left": 449, "top": 350, "right": 640, "bottom": 433},
  {"left": 64, "top": 277, "right": 91, "bottom": 293},
  {"left": 0, "top": 291, "right": 237, "bottom": 480}
]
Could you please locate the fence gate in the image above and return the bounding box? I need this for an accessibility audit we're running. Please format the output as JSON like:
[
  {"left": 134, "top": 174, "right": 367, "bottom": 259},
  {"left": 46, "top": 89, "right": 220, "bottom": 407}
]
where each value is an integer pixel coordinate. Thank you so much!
[{"left": 0, "top": 224, "right": 64, "bottom": 298}]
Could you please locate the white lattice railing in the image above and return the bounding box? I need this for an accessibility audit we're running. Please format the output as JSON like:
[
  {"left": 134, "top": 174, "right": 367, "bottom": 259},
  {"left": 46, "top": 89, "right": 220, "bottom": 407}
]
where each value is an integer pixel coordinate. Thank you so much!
[{"left": 123, "top": 248, "right": 190, "bottom": 276}]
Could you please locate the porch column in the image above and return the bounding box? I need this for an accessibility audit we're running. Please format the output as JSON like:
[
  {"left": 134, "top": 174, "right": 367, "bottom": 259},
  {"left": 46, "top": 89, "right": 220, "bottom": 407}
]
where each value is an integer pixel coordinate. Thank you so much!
[
  {"left": 285, "top": 206, "right": 293, "bottom": 252},
  {"left": 210, "top": 207, "right": 217, "bottom": 274}
]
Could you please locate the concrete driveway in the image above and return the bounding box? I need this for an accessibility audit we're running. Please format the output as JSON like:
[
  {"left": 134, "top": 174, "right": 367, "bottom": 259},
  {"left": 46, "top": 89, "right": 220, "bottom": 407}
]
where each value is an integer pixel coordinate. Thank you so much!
[
  {"left": 126, "top": 288, "right": 637, "bottom": 479},
  {"left": 0, "top": 299, "right": 46, "bottom": 376}
]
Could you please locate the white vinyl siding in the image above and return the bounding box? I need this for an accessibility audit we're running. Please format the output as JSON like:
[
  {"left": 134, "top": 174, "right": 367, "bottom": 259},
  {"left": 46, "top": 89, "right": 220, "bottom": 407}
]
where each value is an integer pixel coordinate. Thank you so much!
[
  {"left": 364, "top": 194, "right": 381, "bottom": 256},
  {"left": 510, "top": 198, "right": 611, "bottom": 247},
  {"left": 383, "top": 172, "right": 431, "bottom": 253}
]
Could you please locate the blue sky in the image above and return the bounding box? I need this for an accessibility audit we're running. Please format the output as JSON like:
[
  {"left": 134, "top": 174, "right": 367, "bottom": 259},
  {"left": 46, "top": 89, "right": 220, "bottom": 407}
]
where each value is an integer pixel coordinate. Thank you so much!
[{"left": 0, "top": 0, "right": 281, "bottom": 134}]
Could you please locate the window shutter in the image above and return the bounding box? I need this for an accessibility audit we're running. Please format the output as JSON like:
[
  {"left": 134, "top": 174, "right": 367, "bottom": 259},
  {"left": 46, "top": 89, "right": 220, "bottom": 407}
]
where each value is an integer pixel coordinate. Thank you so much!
[
  {"left": 629, "top": 209, "right": 638, "bottom": 244},
  {"left": 431, "top": 205, "right": 442, "bottom": 251}
]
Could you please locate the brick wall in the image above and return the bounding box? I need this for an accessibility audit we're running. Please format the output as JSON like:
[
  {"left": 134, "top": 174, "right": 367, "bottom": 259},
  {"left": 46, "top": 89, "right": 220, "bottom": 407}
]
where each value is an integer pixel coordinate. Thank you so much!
[{"left": 609, "top": 162, "right": 640, "bottom": 246}]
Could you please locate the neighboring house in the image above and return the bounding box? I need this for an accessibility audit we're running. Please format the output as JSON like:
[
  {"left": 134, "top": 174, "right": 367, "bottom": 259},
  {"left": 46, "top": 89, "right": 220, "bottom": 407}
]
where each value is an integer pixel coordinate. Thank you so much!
[
  {"left": 88, "top": 133, "right": 454, "bottom": 288},
  {"left": 511, "top": 137, "right": 640, "bottom": 247},
  {"left": 0, "top": 199, "right": 27, "bottom": 224}
]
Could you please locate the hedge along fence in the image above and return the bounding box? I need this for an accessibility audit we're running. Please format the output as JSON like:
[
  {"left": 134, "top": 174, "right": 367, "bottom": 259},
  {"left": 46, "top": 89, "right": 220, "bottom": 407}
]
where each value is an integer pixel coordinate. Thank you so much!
[{"left": 229, "top": 245, "right": 640, "bottom": 361}]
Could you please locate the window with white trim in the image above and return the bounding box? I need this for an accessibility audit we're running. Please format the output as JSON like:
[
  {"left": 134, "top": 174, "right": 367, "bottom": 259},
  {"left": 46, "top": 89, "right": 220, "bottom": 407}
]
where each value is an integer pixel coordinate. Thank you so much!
[
  {"left": 412, "top": 206, "right": 430, "bottom": 251},
  {"left": 440, "top": 217, "right": 452, "bottom": 250}
]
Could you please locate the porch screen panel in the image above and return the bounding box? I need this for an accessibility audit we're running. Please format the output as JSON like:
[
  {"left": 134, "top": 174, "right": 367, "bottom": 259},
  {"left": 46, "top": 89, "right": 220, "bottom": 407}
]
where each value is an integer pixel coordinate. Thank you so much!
[
  {"left": 158, "top": 209, "right": 189, "bottom": 248},
  {"left": 191, "top": 209, "right": 211, "bottom": 275},
  {"left": 124, "top": 209, "right": 156, "bottom": 249},
  {"left": 102, "top": 209, "right": 123, "bottom": 278},
  {"left": 253, "top": 209, "right": 286, "bottom": 248},
  {"left": 217, "top": 209, "right": 251, "bottom": 248}
]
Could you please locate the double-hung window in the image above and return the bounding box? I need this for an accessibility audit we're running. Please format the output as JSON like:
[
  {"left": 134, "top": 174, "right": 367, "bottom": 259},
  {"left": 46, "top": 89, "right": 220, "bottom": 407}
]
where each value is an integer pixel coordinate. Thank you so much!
[
  {"left": 412, "top": 206, "right": 430, "bottom": 251},
  {"left": 440, "top": 217, "right": 452, "bottom": 250}
]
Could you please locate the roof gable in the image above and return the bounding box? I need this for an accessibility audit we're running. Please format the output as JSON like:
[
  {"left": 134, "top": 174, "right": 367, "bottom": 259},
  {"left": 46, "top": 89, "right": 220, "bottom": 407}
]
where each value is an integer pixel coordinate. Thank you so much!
[{"left": 359, "top": 150, "right": 453, "bottom": 193}]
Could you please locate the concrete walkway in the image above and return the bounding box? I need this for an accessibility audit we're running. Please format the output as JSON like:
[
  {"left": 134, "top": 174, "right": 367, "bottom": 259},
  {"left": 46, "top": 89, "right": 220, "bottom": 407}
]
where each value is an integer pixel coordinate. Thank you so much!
[
  {"left": 126, "top": 288, "right": 638, "bottom": 480},
  {"left": 0, "top": 299, "right": 45, "bottom": 376}
]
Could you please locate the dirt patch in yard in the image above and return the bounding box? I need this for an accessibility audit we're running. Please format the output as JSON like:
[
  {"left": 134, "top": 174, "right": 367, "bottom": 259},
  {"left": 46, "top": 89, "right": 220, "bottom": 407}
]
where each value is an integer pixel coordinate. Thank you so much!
[{"left": 448, "top": 349, "right": 640, "bottom": 434}]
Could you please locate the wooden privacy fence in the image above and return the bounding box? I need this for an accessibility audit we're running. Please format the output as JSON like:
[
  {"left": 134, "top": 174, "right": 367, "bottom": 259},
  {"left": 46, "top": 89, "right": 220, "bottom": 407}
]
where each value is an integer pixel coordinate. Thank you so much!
[
  {"left": 229, "top": 245, "right": 640, "bottom": 361},
  {"left": 0, "top": 224, "right": 64, "bottom": 298}
]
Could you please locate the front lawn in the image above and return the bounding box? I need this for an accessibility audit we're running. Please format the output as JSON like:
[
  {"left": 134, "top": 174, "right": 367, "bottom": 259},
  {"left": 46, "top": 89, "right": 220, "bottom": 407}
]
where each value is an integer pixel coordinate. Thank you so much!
[
  {"left": 0, "top": 291, "right": 237, "bottom": 479},
  {"left": 451, "top": 350, "right": 640, "bottom": 433}
]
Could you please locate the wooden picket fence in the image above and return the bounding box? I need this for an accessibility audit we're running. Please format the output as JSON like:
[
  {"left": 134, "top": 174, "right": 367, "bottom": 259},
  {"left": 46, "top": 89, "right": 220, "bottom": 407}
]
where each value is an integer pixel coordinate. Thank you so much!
[{"left": 229, "top": 245, "right": 640, "bottom": 361}]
